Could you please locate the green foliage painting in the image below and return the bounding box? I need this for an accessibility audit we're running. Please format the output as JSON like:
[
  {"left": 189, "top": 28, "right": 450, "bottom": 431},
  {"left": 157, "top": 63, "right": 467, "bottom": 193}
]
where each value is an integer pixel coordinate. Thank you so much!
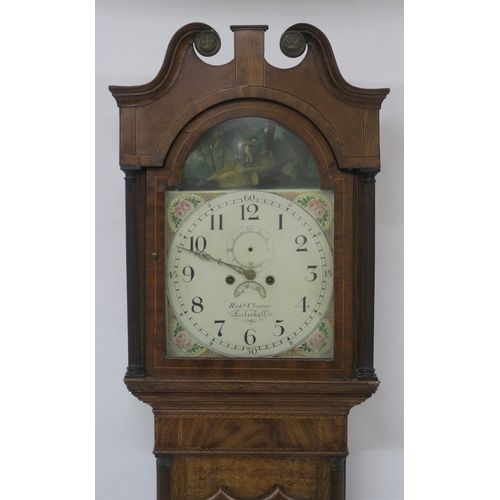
[{"left": 181, "top": 117, "right": 320, "bottom": 190}]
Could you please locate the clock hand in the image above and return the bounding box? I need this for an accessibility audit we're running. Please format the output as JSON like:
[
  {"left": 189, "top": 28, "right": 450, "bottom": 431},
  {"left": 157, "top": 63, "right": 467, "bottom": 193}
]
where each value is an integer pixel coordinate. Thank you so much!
[{"left": 176, "top": 246, "right": 256, "bottom": 280}]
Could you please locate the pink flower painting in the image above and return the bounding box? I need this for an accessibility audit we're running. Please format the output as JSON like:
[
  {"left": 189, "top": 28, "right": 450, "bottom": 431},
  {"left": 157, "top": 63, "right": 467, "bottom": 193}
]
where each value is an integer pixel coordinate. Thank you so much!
[
  {"left": 314, "top": 204, "right": 326, "bottom": 217},
  {"left": 295, "top": 192, "right": 332, "bottom": 231},
  {"left": 174, "top": 206, "right": 185, "bottom": 218},
  {"left": 307, "top": 198, "right": 326, "bottom": 218},
  {"left": 180, "top": 200, "right": 192, "bottom": 211},
  {"left": 175, "top": 332, "right": 194, "bottom": 350},
  {"left": 173, "top": 199, "right": 194, "bottom": 219},
  {"left": 307, "top": 199, "right": 319, "bottom": 211},
  {"left": 307, "top": 330, "right": 327, "bottom": 351}
]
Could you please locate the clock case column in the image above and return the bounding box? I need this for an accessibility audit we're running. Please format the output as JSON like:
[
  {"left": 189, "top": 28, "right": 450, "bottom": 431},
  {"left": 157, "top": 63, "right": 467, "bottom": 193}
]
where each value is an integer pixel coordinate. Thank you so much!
[
  {"left": 356, "top": 168, "right": 380, "bottom": 381},
  {"left": 122, "top": 166, "right": 146, "bottom": 378},
  {"left": 156, "top": 456, "right": 171, "bottom": 500}
]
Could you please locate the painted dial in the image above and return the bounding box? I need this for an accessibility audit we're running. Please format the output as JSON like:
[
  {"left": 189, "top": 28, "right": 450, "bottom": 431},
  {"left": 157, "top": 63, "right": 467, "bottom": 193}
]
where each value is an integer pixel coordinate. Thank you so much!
[{"left": 166, "top": 190, "right": 334, "bottom": 358}]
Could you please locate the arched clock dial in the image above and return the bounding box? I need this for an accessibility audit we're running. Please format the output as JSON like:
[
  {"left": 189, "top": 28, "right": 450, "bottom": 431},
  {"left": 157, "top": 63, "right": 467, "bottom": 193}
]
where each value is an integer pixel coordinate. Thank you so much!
[{"left": 166, "top": 190, "right": 334, "bottom": 358}]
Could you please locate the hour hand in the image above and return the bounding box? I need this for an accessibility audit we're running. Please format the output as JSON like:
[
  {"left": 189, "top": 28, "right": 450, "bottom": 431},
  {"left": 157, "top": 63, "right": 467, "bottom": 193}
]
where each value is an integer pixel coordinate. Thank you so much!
[{"left": 176, "top": 246, "right": 256, "bottom": 280}]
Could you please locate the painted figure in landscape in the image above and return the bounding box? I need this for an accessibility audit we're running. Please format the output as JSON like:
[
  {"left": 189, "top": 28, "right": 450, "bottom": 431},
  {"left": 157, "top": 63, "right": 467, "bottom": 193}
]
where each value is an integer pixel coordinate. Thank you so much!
[
  {"left": 239, "top": 136, "right": 258, "bottom": 165},
  {"left": 181, "top": 117, "right": 320, "bottom": 190}
]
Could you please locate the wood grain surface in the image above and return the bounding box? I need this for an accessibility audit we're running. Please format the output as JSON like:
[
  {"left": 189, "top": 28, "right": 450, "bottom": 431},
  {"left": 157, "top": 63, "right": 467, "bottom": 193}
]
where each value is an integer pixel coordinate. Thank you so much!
[{"left": 109, "top": 23, "right": 389, "bottom": 499}]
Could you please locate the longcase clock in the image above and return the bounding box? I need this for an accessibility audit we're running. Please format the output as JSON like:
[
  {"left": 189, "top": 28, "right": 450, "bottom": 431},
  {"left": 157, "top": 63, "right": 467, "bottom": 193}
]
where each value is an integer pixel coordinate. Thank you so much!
[{"left": 109, "top": 23, "right": 389, "bottom": 500}]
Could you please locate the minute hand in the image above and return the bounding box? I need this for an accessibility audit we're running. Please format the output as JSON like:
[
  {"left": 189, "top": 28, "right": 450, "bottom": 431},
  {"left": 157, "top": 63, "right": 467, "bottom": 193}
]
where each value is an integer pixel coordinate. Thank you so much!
[{"left": 177, "top": 246, "right": 256, "bottom": 280}]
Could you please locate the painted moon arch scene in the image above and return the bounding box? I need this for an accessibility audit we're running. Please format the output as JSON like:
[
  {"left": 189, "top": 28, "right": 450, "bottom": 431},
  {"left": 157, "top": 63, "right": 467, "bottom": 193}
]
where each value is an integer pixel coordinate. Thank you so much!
[{"left": 181, "top": 117, "right": 321, "bottom": 191}]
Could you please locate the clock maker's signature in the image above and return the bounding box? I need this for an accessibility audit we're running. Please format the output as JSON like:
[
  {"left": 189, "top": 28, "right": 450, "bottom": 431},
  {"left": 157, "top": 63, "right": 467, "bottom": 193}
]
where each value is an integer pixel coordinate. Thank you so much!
[{"left": 227, "top": 301, "right": 273, "bottom": 323}]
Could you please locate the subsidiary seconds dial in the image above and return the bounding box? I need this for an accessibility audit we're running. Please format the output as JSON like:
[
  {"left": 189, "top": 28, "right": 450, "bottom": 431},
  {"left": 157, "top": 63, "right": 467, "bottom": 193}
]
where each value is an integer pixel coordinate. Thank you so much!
[{"left": 166, "top": 190, "right": 334, "bottom": 358}]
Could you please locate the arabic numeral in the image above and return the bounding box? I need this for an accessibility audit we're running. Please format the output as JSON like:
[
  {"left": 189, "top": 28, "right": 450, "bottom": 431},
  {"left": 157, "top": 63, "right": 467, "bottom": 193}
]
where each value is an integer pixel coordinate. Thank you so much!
[
  {"left": 191, "top": 297, "right": 204, "bottom": 313},
  {"left": 246, "top": 347, "right": 258, "bottom": 355},
  {"left": 295, "top": 235, "right": 308, "bottom": 252},
  {"left": 214, "top": 320, "right": 225, "bottom": 337},
  {"left": 241, "top": 204, "right": 259, "bottom": 220},
  {"left": 210, "top": 214, "right": 223, "bottom": 230},
  {"left": 295, "top": 296, "right": 309, "bottom": 313},
  {"left": 189, "top": 236, "right": 207, "bottom": 252},
  {"left": 244, "top": 328, "right": 257, "bottom": 345},
  {"left": 273, "top": 320, "right": 285, "bottom": 336},
  {"left": 324, "top": 270, "right": 333, "bottom": 277},
  {"left": 305, "top": 265, "right": 317, "bottom": 282},
  {"left": 182, "top": 266, "right": 195, "bottom": 282}
]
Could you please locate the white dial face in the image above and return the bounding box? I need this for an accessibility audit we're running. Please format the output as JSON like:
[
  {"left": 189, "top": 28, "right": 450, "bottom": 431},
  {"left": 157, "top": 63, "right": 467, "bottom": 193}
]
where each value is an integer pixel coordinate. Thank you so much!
[{"left": 166, "top": 190, "right": 334, "bottom": 358}]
